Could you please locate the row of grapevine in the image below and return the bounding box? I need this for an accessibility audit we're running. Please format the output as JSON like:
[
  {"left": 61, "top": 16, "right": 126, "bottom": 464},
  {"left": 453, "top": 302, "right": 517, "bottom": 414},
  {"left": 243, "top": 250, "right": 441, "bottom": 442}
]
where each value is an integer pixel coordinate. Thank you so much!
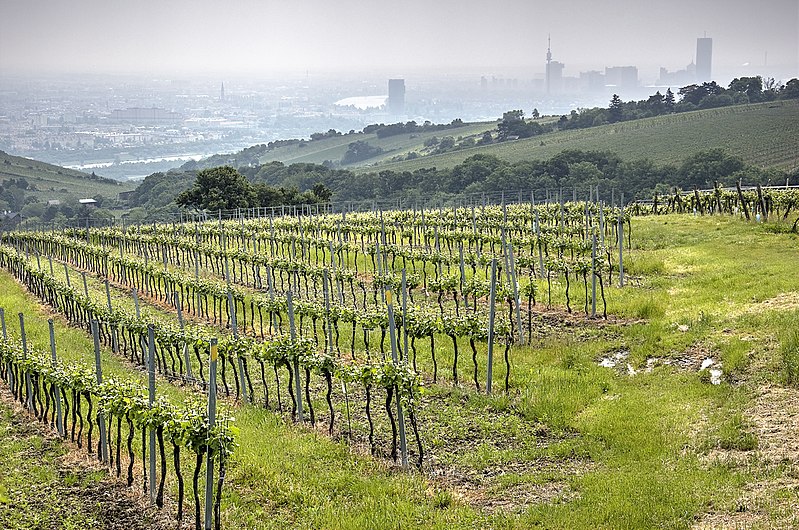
[{"left": 0, "top": 316, "right": 235, "bottom": 529}]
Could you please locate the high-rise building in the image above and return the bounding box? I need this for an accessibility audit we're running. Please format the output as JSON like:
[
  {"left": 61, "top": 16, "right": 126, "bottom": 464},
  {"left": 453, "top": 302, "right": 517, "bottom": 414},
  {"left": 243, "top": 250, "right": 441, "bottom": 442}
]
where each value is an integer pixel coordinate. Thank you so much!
[
  {"left": 696, "top": 37, "right": 712, "bottom": 82},
  {"left": 545, "top": 36, "right": 565, "bottom": 94},
  {"left": 604, "top": 66, "right": 638, "bottom": 90},
  {"left": 388, "top": 79, "right": 405, "bottom": 115},
  {"left": 580, "top": 70, "right": 605, "bottom": 92}
]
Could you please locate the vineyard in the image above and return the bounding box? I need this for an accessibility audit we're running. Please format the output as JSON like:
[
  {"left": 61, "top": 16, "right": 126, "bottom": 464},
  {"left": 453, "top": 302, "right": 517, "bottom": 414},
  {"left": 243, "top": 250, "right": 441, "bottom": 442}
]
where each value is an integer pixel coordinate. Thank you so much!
[
  {"left": 2, "top": 189, "right": 799, "bottom": 528},
  {"left": 369, "top": 100, "right": 799, "bottom": 173}
]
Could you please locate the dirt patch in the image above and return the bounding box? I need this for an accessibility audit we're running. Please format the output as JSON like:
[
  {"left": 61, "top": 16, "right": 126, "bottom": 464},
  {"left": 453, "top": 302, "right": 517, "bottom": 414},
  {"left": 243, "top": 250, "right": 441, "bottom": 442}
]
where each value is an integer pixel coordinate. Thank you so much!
[
  {"left": 429, "top": 457, "right": 589, "bottom": 513},
  {"left": 693, "top": 386, "right": 799, "bottom": 529},
  {"left": 747, "top": 292, "right": 799, "bottom": 314},
  {"left": 748, "top": 386, "right": 799, "bottom": 463}
]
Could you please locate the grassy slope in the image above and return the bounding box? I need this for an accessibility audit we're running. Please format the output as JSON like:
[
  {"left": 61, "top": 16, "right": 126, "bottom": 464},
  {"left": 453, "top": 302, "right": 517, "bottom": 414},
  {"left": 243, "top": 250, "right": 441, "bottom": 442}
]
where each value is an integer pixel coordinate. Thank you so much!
[
  {"left": 0, "top": 150, "right": 134, "bottom": 202},
  {"left": 256, "top": 122, "right": 496, "bottom": 168},
  {"left": 2, "top": 215, "right": 799, "bottom": 527},
  {"left": 364, "top": 100, "right": 799, "bottom": 173}
]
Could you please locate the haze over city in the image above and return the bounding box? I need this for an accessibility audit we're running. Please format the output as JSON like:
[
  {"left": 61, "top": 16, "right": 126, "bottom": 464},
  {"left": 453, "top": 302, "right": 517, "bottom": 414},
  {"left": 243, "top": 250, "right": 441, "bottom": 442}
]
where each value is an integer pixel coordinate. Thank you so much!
[
  {"left": 2, "top": 0, "right": 797, "bottom": 81},
  {"left": 1, "top": 0, "right": 797, "bottom": 181}
]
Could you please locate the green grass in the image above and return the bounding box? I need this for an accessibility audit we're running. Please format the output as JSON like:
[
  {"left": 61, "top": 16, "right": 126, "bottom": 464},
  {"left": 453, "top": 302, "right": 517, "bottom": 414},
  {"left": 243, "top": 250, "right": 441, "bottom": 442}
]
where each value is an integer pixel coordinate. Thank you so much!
[
  {"left": 781, "top": 326, "right": 799, "bottom": 386},
  {"left": 0, "top": 150, "right": 134, "bottom": 203},
  {"left": 256, "top": 122, "right": 497, "bottom": 168},
  {"left": 4, "top": 213, "right": 799, "bottom": 527},
  {"left": 366, "top": 100, "right": 799, "bottom": 173}
]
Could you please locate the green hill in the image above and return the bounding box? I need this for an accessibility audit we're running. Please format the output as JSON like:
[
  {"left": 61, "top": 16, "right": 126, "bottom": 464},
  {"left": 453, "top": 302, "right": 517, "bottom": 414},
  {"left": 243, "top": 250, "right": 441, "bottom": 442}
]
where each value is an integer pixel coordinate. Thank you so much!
[
  {"left": 190, "top": 121, "right": 501, "bottom": 171},
  {"left": 366, "top": 100, "right": 799, "bottom": 173},
  {"left": 0, "top": 150, "right": 134, "bottom": 206},
  {"left": 191, "top": 101, "right": 798, "bottom": 177}
]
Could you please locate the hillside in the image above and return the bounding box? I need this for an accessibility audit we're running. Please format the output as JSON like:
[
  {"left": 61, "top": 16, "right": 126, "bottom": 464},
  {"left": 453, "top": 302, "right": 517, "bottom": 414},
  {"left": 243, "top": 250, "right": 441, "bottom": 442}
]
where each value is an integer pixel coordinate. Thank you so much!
[
  {"left": 0, "top": 150, "right": 134, "bottom": 204},
  {"left": 366, "top": 100, "right": 799, "bottom": 173},
  {"left": 189, "top": 121, "right": 501, "bottom": 171},
  {"left": 187, "top": 101, "right": 798, "bottom": 178}
]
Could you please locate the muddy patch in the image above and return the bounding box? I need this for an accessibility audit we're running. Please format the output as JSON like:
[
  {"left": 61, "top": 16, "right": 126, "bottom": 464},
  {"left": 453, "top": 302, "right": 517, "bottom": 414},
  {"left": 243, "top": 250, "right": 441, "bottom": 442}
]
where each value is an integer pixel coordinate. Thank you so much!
[{"left": 601, "top": 342, "right": 724, "bottom": 384}]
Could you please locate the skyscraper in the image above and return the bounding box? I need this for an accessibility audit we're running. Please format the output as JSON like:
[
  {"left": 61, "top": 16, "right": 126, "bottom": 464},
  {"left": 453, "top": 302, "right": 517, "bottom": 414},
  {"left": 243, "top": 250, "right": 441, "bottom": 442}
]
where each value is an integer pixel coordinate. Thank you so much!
[
  {"left": 388, "top": 79, "right": 405, "bottom": 115},
  {"left": 696, "top": 37, "right": 712, "bottom": 82},
  {"left": 545, "top": 36, "right": 563, "bottom": 94}
]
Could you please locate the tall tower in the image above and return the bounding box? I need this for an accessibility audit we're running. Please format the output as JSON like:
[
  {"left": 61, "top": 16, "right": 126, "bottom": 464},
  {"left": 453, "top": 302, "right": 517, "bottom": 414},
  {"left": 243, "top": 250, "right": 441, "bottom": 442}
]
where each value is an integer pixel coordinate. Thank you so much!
[
  {"left": 388, "top": 79, "right": 405, "bottom": 115},
  {"left": 545, "top": 36, "right": 564, "bottom": 94},
  {"left": 696, "top": 37, "right": 712, "bottom": 82},
  {"left": 546, "top": 35, "right": 552, "bottom": 94},
  {"left": 220, "top": 82, "right": 225, "bottom": 102}
]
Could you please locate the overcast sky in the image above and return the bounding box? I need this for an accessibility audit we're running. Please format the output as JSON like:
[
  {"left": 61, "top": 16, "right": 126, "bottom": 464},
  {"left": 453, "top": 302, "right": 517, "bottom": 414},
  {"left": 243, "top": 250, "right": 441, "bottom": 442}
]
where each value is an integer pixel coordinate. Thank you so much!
[{"left": 1, "top": 0, "right": 797, "bottom": 81}]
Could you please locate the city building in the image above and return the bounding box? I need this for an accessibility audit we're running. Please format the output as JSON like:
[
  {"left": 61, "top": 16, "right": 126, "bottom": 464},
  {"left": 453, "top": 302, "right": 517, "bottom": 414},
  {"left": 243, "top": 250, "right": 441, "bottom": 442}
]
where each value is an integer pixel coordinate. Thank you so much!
[
  {"left": 109, "top": 107, "right": 181, "bottom": 123},
  {"left": 387, "top": 79, "right": 405, "bottom": 115},
  {"left": 580, "top": 70, "right": 605, "bottom": 93},
  {"left": 657, "top": 62, "right": 696, "bottom": 86},
  {"left": 604, "top": 66, "right": 639, "bottom": 90},
  {"left": 696, "top": 37, "right": 713, "bottom": 82},
  {"left": 545, "top": 36, "right": 565, "bottom": 94}
]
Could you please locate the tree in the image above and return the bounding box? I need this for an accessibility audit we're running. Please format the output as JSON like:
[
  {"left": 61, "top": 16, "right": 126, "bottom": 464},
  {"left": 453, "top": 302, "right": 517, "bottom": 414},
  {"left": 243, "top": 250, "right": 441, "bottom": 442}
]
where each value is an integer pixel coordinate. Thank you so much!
[
  {"left": 664, "top": 89, "right": 676, "bottom": 112},
  {"left": 780, "top": 78, "right": 799, "bottom": 100},
  {"left": 677, "top": 149, "right": 745, "bottom": 189},
  {"left": 175, "top": 166, "right": 257, "bottom": 211},
  {"left": 608, "top": 94, "right": 624, "bottom": 123},
  {"left": 678, "top": 82, "right": 724, "bottom": 106},
  {"left": 311, "top": 182, "right": 333, "bottom": 202},
  {"left": 531, "top": 108, "right": 540, "bottom": 119},
  {"left": 728, "top": 76, "right": 764, "bottom": 103},
  {"left": 341, "top": 140, "right": 384, "bottom": 164},
  {"left": 501, "top": 109, "right": 525, "bottom": 122},
  {"left": 646, "top": 91, "right": 665, "bottom": 115},
  {"left": 477, "top": 131, "right": 493, "bottom": 145}
]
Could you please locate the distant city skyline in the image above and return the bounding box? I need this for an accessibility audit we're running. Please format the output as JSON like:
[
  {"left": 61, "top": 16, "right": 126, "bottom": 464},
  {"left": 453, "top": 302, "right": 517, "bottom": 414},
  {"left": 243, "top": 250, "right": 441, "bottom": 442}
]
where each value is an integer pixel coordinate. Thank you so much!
[{"left": 1, "top": 0, "right": 796, "bottom": 84}]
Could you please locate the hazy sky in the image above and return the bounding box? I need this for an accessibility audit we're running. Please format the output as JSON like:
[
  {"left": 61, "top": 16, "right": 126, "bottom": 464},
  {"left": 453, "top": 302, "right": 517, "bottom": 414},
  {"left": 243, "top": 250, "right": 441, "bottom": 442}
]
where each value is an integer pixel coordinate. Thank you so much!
[{"left": 1, "top": 0, "right": 797, "bottom": 80}]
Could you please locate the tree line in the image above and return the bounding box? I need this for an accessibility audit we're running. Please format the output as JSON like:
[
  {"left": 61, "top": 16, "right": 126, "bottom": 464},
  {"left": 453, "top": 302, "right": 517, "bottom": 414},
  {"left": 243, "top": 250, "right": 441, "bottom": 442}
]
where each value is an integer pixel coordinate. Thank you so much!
[{"left": 121, "top": 148, "right": 797, "bottom": 218}]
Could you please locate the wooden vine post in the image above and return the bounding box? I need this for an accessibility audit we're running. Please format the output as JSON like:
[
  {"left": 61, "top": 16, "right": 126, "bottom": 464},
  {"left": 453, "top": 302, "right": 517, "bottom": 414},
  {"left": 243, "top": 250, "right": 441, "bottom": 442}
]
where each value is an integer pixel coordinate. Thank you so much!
[
  {"left": 174, "top": 292, "right": 192, "bottom": 380},
  {"left": 147, "top": 325, "right": 157, "bottom": 505},
  {"left": 48, "top": 319, "right": 65, "bottom": 437},
  {"left": 386, "top": 290, "right": 409, "bottom": 469},
  {"left": 105, "top": 280, "right": 118, "bottom": 354},
  {"left": 222, "top": 235, "right": 248, "bottom": 404},
  {"left": 204, "top": 338, "right": 219, "bottom": 530},
  {"left": 486, "top": 260, "right": 497, "bottom": 394},
  {"left": 19, "top": 312, "right": 32, "bottom": 411},
  {"left": 591, "top": 234, "right": 598, "bottom": 318},
  {"left": 91, "top": 319, "right": 109, "bottom": 463},
  {"left": 287, "top": 290, "right": 304, "bottom": 422},
  {"left": 618, "top": 196, "right": 625, "bottom": 288}
]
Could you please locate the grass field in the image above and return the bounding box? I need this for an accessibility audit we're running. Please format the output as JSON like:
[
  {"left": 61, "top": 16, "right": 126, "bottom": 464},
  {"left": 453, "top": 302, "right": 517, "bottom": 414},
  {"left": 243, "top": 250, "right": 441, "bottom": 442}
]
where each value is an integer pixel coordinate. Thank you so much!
[
  {"left": 255, "top": 122, "right": 497, "bottom": 168},
  {"left": 364, "top": 100, "right": 799, "bottom": 173},
  {"left": 0, "top": 150, "right": 134, "bottom": 203},
  {"left": 3, "top": 213, "right": 799, "bottom": 528}
]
